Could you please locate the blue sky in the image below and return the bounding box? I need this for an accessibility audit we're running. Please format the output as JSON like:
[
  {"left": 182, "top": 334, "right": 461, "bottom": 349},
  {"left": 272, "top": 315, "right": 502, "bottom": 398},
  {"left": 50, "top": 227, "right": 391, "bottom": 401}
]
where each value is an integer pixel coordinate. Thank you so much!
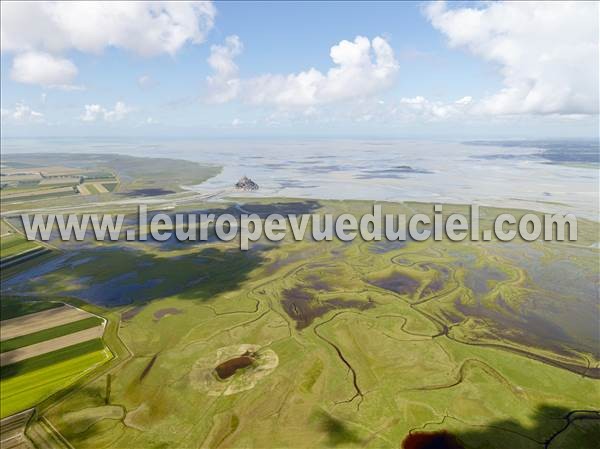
[{"left": 1, "top": 1, "right": 598, "bottom": 138}]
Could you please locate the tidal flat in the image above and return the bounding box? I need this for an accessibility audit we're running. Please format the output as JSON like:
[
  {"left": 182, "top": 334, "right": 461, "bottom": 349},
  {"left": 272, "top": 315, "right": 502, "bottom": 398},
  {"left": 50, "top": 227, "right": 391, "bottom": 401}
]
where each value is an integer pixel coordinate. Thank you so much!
[{"left": 3, "top": 139, "right": 598, "bottom": 219}]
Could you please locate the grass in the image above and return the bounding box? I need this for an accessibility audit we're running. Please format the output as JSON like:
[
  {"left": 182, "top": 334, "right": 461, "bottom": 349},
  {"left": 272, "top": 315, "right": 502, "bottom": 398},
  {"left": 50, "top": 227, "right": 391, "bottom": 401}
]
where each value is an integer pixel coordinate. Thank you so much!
[
  {"left": 1, "top": 153, "right": 221, "bottom": 196},
  {"left": 0, "top": 298, "right": 62, "bottom": 321},
  {"left": 0, "top": 153, "right": 221, "bottom": 213},
  {"left": 82, "top": 172, "right": 116, "bottom": 180},
  {"left": 0, "top": 347, "right": 112, "bottom": 418},
  {"left": 0, "top": 233, "right": 40, "bottom": 259},
  {"left": 84, "top": 184, "right": 100, "bottom": 195},
  {"left": 0, "top": 220, "right": 12, "bottom": 235},
  {"left": 0, "top": 189, "right": 77, "bottom": 203},
  {"left": 1, "top": 317, "right": 104, "bottom": 353},
  {"left": 103, "top": 182, "right": 118, "bottom": 192},
  {"left": 1, "top": 339, "right": 106, "bottom": 380},
  {"left": 0, "top": 296, "right": 124, "bottom": 420},
  {"left": 34, "top": 200, "right": 597, "bottom": 448},
  {"left": 1, "top": 198, "right": 598, "bottom": 448}
]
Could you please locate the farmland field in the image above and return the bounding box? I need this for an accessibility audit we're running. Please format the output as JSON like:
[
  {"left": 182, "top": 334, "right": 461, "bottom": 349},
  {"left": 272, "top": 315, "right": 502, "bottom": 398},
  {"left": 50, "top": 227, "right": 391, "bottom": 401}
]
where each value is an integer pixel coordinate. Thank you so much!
[
  {"left": 0, "top": 342, "right": 112, "bottom": 418},
  {"left": 1, "top": 305, "right": 95, "bottom": 340},
  {"left": 0, "top": 153, "right": 221, "bottom": 212},
  {"left": 1, "top": 317, "right": 103, "bottom": 353},
  {"left": 0, "top": 299, "right": 62, "bottom": 321},
  {"left": 0, "top": 232, "right": 41, "bottom": 259},
  {"left": 0, "top": 296, "right": 112, "bottom": 420}
]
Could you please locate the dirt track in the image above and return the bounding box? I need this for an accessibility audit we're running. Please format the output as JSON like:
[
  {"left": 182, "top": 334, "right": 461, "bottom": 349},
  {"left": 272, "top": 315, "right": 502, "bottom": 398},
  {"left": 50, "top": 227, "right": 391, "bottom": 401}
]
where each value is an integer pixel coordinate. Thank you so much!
[
  {"left": 1, "top": 306, "right": 93, "bottom": 341},
  {"left": 0, "top": 326, "right": 105, "bottom": 366}
]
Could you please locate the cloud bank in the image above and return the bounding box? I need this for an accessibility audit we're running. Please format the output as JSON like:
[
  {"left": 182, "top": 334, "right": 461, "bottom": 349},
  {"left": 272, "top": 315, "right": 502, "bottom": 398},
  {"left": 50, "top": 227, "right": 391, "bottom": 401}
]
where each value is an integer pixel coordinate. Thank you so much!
[
  {"left": 81, "top": 102, "right": 132, "bottom": 122},
  {"left": 10, "top": 51, "right": 78, "bottom": 88},
  {"left": 207, "top": 35, "right": 399, "bottom": 107},
  {"left": 1, "top": 1, "right": 216, "bottom": 88},
  {"left": 425, "top": 1, "right": 599, "bottom": 115},
  {"left": 1, "top": 103, "right": 44, "bottom": 122},
  {"left": 206, "top": 35, "right": 244, "bottom": 104}
]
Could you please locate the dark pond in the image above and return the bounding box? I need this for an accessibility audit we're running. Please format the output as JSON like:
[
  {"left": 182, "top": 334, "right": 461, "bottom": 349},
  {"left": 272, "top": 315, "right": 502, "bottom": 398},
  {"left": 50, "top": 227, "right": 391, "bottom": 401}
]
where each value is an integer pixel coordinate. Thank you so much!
[{"left": 215, "top": 356, "right": 254, "bottom": 379}]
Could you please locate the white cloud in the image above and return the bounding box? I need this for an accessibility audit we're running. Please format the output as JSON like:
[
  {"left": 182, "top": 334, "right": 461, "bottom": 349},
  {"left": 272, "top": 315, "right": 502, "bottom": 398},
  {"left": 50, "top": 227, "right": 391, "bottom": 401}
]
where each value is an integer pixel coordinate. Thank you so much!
[
  {"left": 236, "top": 92, "right": 477, "bottom": 128},
  {"left": 397, "top": 95, "right": 472, "bottom": 120},
  {"left": 206, "top": 35, "right": 399, "bottom": 107},
  {"left": 81, "top": 101, "right": 132, "bottom": 122},
  {"left": 138, "top": 75, "right": 157, "bottom": 89},
  {"left": 2, "top": 1, "right": 216, "bottom": 87},
  {"left": 400, "top": 96, "right": 426, "bottom": 105},
  {"left": 1, "top": 103, "right": 44, "bottom": 122},
  {"left": 81, "top": 104, "right": 102, "bottom": 122},
  {"left": 425, "top": 1, "right": 599, "bottom": 115},
  {"left": 455, "top": 96, "right": 472, "bottom": 106},
  {"left": 10, "top": 51, "right": 78, "bottom": 88},
  {"left": 104, "top": 101, "right": 132, "bottom": 121},
  {"left": 1, "top": 1, "right": 216, "bottom": 55},
  {"left": 206, "top": 35, "right": 243, "bottom": 103},
  {"left": 14, "top": 103, "right": 44, "bottom": 120}
]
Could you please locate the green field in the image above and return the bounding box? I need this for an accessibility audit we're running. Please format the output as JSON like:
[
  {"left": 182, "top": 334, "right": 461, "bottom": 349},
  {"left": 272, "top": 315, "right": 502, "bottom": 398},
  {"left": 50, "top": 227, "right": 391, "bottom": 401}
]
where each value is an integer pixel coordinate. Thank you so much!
[
  {"left": 0, "top": 298, "right": 62, "bottom": 320},
  {"left": 1, "top": 339, "right": 107, "bottom": 379},
  {"left": 0, "top": 345, "right": 112, "bottom": 418},
  {"left": 1, "top": 317, "right": 104, "bottom": 353},
  {"left": 84, "top": 184, "right": 100, "bottom": 195},
  {"left": 0, "top": 187, "right": 79, "bottom": 203},
  {"left": 0, "top": 199, "right": 594, "bottom": 448},
  {"left": 0, "top": 233, "right": 41, "bottom": 259},
  {"left": 0, "top": 220, "right": 12, "bottom": 235}
]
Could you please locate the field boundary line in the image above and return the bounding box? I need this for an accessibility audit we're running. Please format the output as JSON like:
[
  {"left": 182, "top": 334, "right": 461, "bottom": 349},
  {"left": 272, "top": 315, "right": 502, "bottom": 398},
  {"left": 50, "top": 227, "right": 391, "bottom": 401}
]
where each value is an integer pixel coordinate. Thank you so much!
[
  {"left": 36, "top": 308, "right": 132, "bottom": 429},
  {"left": 2, "top": 217, "right": 58, "bottom": 252},
  {"left": 39, "top": 416, "right": 73, "bottom": 449}
]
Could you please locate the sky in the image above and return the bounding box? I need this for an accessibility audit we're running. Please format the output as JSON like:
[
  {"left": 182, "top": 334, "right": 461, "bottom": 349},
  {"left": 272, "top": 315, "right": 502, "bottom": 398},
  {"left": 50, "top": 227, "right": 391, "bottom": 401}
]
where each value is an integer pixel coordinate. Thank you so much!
[{"left": 1, "top": 1, "right": 599, "bottom": 139}]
